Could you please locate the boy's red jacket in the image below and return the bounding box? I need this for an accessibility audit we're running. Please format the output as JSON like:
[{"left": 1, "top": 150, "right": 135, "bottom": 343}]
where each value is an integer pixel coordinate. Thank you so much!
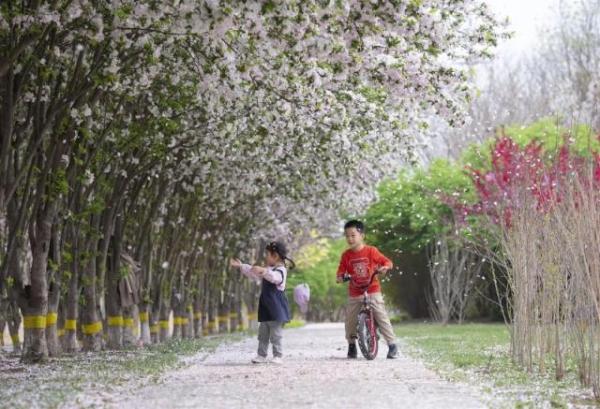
[{"left": 336, "top": 245, "right": 393, "bottom": 297}]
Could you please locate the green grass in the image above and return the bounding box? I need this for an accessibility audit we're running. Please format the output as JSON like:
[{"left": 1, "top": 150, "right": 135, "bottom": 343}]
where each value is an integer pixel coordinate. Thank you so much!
[
  {"left": 396, "top": 323, "right": 511, "bottom": 375},
  {"left": 0, "top": 334, "right": 245, "bottom": 409},
  {"left": 395, "top": 323, "right": 598, "bottom": 408},
  {"left": 285, "top": 319, "right": 306, "bottom": 329}
]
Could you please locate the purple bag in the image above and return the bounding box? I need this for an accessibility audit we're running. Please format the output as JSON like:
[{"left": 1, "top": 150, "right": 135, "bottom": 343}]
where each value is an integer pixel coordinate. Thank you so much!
[{"left": 293, "top": 283, "right": 310, "bottom": 314}]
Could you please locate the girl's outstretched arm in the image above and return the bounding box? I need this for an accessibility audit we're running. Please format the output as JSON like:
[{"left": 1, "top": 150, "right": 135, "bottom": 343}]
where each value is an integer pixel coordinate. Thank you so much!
[
  {"left": 250, "top": 265, "right": 267, "bottom": 275},
  {"left": 241, "top": 264, "right": 260, "bottom": 279},
  {"left": 230, "top": 258, "right": 242, "bottom": 269},
  {"left": 231, "top": 258, "right": 261, "bottom": 280}
]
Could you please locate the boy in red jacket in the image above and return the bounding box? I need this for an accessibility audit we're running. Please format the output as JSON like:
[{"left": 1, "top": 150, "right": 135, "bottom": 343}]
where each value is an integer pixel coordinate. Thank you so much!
[{"left": 336, "top": 220, "right": 398, "bottom": 359}]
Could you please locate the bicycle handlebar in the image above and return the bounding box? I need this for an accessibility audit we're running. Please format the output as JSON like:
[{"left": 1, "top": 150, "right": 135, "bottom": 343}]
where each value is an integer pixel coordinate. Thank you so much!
[{"left": 342, "top": 270, "right": 381, "bottom": 290}]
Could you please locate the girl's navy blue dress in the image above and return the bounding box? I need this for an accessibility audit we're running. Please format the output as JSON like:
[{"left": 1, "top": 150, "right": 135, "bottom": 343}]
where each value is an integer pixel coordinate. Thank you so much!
[{"left": 258, "top": 267, "right": 291, "bottom": 323}]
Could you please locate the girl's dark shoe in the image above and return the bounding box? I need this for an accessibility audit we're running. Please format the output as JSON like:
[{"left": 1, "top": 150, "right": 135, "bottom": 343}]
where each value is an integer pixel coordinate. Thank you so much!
[
  {"left": 347, "top": 343, "right": 357, "bottom": 359},
  {"left": 387, "top": 344, "right": 398, "bottom": 359}
]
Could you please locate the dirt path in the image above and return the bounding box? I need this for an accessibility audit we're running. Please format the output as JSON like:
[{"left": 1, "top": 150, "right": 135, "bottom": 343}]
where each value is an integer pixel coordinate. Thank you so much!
[{"left": 112, "top": 323, "right": 487, "bottom": 409}]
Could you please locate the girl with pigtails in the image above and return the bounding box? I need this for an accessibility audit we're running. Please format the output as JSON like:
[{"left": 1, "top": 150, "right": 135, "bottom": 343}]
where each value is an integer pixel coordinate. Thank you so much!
[{"left": 230, "top": 241, "right": 295, "bottom": 364}]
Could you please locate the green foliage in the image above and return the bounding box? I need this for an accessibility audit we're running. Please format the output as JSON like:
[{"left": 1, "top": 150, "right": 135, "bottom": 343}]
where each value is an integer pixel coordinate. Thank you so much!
[
  {"left": 47, "top": 259, "right": 59, "bottom": 273},
  {"left": 62, "top": 249, "right": 73, "bottom": 264},
  {"left": 115, "top": 4, "right": 133, "bottom": 20},
  {"left": 359, "top": 86, "right": 388, "bottom": 104},
  {"left": 119, "top": 265, "right": 130, "bottom": 279},
  {"left": 506, "top": 119, "right": 597, "bottom": 154},
  {"left": 461, "top": 118, "right": 598, "bottom": 170},
  {"left": 49, "top": 167, "right": 69, "bottom": 199},
  {"left": 365, "top": 159, "right": 472, "bottom": 255}
]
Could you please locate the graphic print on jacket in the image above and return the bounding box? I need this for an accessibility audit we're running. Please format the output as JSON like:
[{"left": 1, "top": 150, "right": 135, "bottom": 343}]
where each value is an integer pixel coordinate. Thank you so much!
[{"left": 350, "top": 257, "right": 370, "bottom": 287}]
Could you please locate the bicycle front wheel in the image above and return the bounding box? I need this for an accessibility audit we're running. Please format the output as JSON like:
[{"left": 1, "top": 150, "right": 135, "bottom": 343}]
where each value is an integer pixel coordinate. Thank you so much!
[{"left": 357, "top": 311, "right": 378, "bottom": 360}]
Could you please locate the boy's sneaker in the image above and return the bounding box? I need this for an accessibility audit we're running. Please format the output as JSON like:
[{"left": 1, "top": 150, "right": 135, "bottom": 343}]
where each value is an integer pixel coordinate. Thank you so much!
[
  {"left": 251, "top": 355, "right": 268, "bottom": 364},
  {"left": 347, "top": 342, "right": 357, "bottom": 359},
  {"left": 271, "top": 356, "right": 283, "bottom": 365},
  {"left": 387, "top": 344, "right": 399, "bottom": 359}
]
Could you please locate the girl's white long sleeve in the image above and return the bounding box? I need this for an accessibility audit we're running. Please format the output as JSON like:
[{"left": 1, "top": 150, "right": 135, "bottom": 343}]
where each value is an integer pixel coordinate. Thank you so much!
[
  {"left": 240, "top": 263, "right": 261, "bottom": 283},
  {"left": 263, "top": 266, "right": 287, "bottom": 291},
  {"left": 240, "top": 264, "right": 287, "bottom": 290}
]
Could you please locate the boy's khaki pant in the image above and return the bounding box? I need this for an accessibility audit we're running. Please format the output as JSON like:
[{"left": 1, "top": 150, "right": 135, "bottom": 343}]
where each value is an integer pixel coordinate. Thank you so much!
[{"left": 345, "top": 292, "right": 396, "bottom": 345}]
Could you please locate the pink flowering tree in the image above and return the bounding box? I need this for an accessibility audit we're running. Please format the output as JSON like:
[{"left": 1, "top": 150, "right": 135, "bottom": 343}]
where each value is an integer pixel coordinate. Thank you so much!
[{"left": 0, "top": 1, "right": 507, "bottom": 361}]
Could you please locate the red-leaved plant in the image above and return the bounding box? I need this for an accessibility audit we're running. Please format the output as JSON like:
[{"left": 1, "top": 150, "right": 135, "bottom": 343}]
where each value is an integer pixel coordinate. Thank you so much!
[
  {"left": 451, "top": 136, "right": 600, "bottom": 227},
  {"left": 445, "top": 133, "right": 600, "bottom": 395}
]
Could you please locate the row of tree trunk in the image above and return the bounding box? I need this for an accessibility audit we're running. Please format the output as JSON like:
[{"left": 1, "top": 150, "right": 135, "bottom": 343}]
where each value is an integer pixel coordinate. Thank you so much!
[{"left": 2, "top": 261, "right": 260, "bottom": 356}]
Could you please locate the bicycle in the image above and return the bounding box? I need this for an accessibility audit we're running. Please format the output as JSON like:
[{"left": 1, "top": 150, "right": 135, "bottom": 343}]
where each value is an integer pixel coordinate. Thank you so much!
[{"left": 342, "top": 270, "right": 382, "bottom": 360}]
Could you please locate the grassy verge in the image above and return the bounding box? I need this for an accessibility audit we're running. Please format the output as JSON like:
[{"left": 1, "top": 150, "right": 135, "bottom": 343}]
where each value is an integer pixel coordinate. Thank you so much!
[
  {"left": 0, "top": 333, "right": 246, "bottom": 409},
  {"left": 285, "top": 319, "right": 306, "bottom": 329},
  {"left": 395, "top": 323, "right": 598, "bottom": 408}
]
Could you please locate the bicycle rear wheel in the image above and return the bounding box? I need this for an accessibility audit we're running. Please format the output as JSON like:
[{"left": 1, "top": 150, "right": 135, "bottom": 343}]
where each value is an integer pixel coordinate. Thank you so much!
[{"left": 357, "top": 311, "right": 378, "bottom": 360}]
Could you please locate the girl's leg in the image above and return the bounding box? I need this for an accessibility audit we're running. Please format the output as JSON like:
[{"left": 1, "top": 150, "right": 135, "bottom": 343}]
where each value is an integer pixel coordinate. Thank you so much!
[
  {"left": 257, "top": 322, "right": 270, "bottom": 357},
  {"left": 268, "top": 321, "right": 283, "bottom": 358}
]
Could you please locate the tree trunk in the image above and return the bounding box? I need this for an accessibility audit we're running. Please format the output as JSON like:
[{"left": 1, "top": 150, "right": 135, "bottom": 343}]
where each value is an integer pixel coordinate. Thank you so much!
[
  {"left": 172, "top": 302, "right": 183, "bottom": 340},
  {"left": 201, "top": 280, "right": 210, "bottom": 336},
  {"left": 218, "top": 298, "right": 230, "bottom": 334},
  {"left": 193, "top": 310, "right": 203, "bottom": 338},
  {"left": 138, "top": 236, "right": 152, "bottom": 345},
  {"left": 105, "top": 217, "right": 123, "bottom": 349},
  {"left": 22, "top": 204, "right": 54, "bottom": 362},
  {"left": 173, "top": 310, "right": 183, "bottom": 339},
  {"left": 63, "top": 227, "right": 79, "bottom": 352},
  {"left": 150, "top": 306, "right": 160, "bottom": 344},
  {"left": 245, "top": 284, "right": 259, "bottom": 331},
  {"left": 122, "top": 305, "right": 137, "bottom": 347},
  {"left": 193, "top": 288, "right": 203, "bottom": 338},
  {"left": 183, "top": 306, "right": 193, "bottom": 339},
  {"left": 181, "top": 270, "right": 195, "bottom": 339},
  {"left": 81, "top": 218, "right": 103, "bottom": 352},
  {"left": 5, "top": 196, "right": 26, "bottom": 355},
  {"left": 139, "top": 303, "right": 151, "bottom": 345},
  {"left": 159, "top": 302, "right": 170, "bottom": 342},
  {"left": 62, "top": 181, "right": 83, "bottom": 353},
  {"left": 209, "top": 295, "right": 219, "bottom": 335},
  {"left": 231, "top": 284, "right": 242, "bottom": 332},
  {"left": 0, "top": 301, "right": 5, "bottom": 348},
  {"left": 46, "top": 225, "right": 61, "bottom": 357},
  {"left": 56, "top": 303, "right": 65, "bottom": 348},
  {"left": 6, "top": 300, "right": 21, "bottom": 353}
]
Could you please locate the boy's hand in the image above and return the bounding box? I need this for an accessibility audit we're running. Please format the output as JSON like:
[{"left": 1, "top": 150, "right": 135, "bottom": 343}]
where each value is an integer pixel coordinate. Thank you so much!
[
  {"left": 376, "top": 266, "right": 390, "bottom": 276},
  {"left": 337, "top": 274, "right": 351, "bottom": 283},
  {"left": 230, "top": 258, "right": 242, "bottom": 269}
]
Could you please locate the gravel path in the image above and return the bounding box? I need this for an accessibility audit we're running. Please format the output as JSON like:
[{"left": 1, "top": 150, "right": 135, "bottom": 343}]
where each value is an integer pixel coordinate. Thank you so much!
[{"left": 114, "top": 323, "right": 486, "bottom": 409}]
